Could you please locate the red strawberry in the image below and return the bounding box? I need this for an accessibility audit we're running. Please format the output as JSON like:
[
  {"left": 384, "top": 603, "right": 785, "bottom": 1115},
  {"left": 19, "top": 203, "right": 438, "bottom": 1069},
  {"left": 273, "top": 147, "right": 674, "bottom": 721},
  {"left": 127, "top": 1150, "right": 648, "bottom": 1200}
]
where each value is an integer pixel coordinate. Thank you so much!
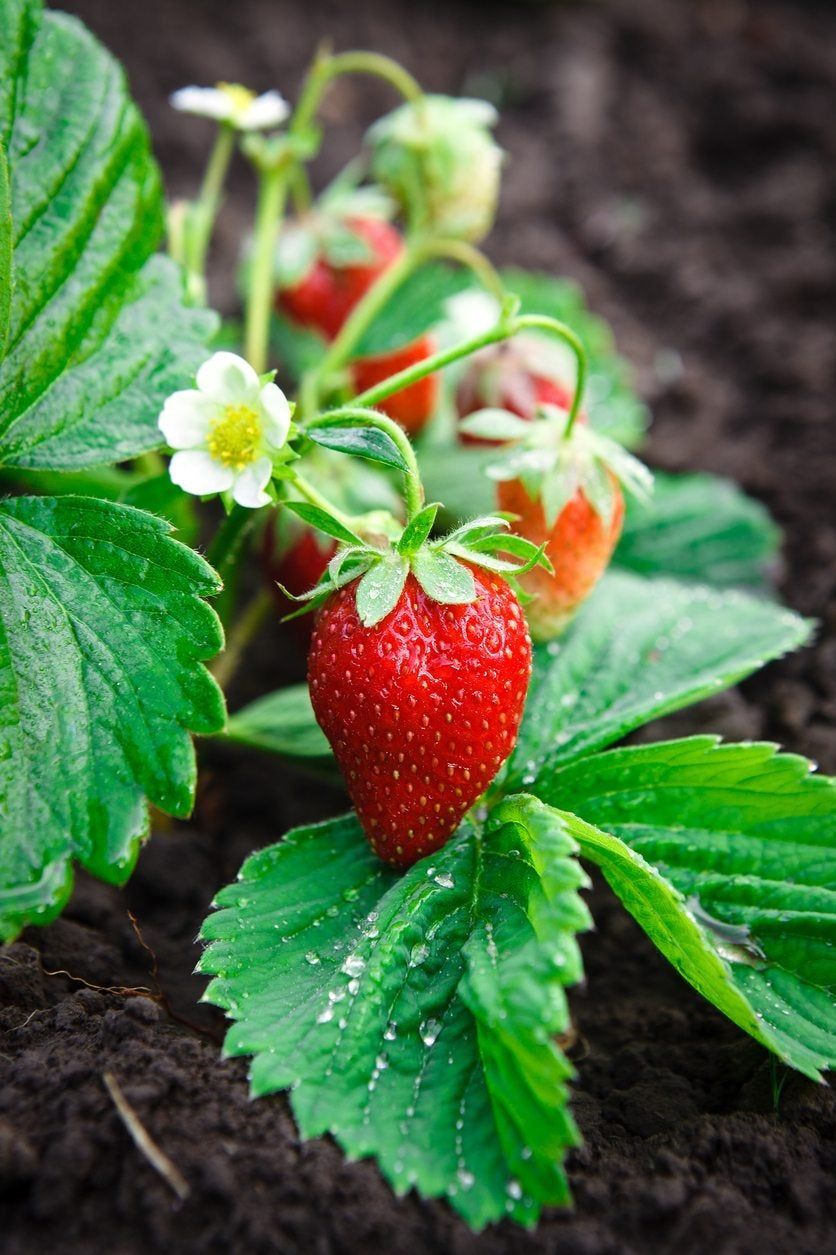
[
  {"left": 496, "top": 474, "right": 625, "bottom": 641},
  {"left": 308, "top": 567, "right": 531, "bottom": 867},
  {"left": 350, "top": 335, "right": 439, "bottom": 437},
  {"left": 278, "top": 217, "right": 403, "bottom": 341}
]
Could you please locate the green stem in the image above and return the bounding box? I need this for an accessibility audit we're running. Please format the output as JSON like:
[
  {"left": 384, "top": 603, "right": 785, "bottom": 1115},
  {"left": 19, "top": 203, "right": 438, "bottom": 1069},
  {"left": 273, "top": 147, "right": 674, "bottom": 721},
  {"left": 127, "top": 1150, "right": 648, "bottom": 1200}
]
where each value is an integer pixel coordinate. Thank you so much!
[
  {"left": 211, "top": 588, "right": 272, "bottom": 691},
  {"left": 184, "top": 123, "right": 236, "bottom": 306},
  {"left": 292, "top": 48, "right": 423, "bottom": 141},
  {"left": 350, "top": 312, "right": 589, "bottom": 433},
  {"left": 308, "top": 242, "right": 420, "bottom": 400},
  {"left": 244, "top": 163, "right": 290, "bottom": 373},
  {"left": 514, "top": 313, "right": 588, "bottom": 436},
  {"left": 309, "top": 407, "right": 423, "bottom": 520}
]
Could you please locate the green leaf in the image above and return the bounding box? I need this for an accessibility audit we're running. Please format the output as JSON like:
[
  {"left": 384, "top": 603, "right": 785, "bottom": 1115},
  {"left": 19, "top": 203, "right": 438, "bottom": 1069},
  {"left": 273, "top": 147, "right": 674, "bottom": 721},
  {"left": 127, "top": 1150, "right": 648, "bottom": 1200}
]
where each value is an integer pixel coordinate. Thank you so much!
[
  {"left": 0, "top": 0, "right": 216, "bottom": 470},
  {"left": 615, "top": 471, "right": 781, "bottom": 591},
  {"left": 226, "top": 684, "right": 333, "bottom": 760},
  {"left": 356, "top": 554, "right": 409, "bottom": 626},
  {"left": 412, "top": 548, "right": 476, "bottom": 604},
  {"left": 501, "top": 268, "right": 649, "bottom": 449},
  {"left": 0, "top": 142, "right": 11, "bottom": 357},
  {"left": 283, "top": 499, "right": 365, "bottom": 547},
  {"left": 0, "top": 495, "right": 224, "bottom": 940},
  {"left": 354, "top": 262, "right": 474, "bottom": 357},
  {"left": 199, "top": 796, "right": 591, "bottom": 1229},
  {"left": 309, "top": 423, "right": 409, "bottom": 472},
  {"left": 540, "top": 738, "right": 836, "bottom": 1081},
  {"left": 507, "top": 571, "right": 812, "bottom": 788},
  {"left": 397, "top": 503, "right": 439, "bottom": 554}
]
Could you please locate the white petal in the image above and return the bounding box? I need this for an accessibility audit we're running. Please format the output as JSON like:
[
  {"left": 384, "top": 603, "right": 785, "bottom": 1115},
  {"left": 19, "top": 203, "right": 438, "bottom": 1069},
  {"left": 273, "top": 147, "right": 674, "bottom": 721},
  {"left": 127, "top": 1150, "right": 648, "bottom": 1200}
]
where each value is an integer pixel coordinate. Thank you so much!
[
  {"left": 169, "top": 450, "right": 234, "bottom": 497},
  {"left": 258, "top": 382, "right": 291, "bottom": 449},
  {"left": 159, "top": 390, "right": 221, "bottom": 448},
  {"left": 231, "top": 456, "right": 273, "bottom": 508},
  {"left": 196, "top": 351, "right": 260, "bottom": 403},
  {"left": 239, "top": 91, "right": 290, "bottom": 131},
  {"left": 170, "top": 86, "right": 233, "bottom": 122}
]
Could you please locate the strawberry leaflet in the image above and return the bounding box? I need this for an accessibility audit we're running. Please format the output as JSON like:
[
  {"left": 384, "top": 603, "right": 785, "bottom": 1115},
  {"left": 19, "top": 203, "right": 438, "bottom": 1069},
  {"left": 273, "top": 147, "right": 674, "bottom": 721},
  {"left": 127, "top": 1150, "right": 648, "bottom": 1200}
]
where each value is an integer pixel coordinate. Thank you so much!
[{"left": 199, "top": 795, "right": 591, "bottom": 1229}]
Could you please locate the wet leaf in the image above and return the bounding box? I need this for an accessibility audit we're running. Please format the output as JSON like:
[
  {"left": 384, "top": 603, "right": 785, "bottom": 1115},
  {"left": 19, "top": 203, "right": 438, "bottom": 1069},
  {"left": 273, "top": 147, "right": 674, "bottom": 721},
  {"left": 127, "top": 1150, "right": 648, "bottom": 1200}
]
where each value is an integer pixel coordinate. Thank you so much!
[{"left": 200, "top": 795, "right": 591, "bottom": 1230}]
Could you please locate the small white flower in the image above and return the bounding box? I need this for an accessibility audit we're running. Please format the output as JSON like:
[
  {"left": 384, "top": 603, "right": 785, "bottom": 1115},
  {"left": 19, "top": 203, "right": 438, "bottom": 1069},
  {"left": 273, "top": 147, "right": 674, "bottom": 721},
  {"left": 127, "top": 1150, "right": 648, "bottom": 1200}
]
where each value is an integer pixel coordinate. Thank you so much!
[
  {"left": 159, "top": 352, "right": 291, "bottom": 508},
  {"left": 170, "top": 83, "right": 289, "bottom": 132}
]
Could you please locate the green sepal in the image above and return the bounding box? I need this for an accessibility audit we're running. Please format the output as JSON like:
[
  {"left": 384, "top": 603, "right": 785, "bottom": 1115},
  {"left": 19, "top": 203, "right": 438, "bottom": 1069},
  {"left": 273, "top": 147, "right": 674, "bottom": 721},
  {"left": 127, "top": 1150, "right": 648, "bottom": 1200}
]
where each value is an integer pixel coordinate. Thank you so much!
[
  {"left": 412, "top": 548, "right": 476, "bottom": 604},
  {"left": 356, "top": 553, "right": 410, "bottom": 626},
  {"left": 397, "top": 502, "right": 440, "bottom": 554}
]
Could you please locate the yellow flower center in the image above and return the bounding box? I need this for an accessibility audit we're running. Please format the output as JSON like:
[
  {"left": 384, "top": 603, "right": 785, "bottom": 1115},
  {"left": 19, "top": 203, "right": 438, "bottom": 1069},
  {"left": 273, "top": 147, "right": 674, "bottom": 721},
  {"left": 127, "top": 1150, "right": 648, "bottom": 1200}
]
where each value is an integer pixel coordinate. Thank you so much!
[
  {"left": 207, "top": 404, "right": 261, "bottom": 471},
  {"left": 217, "top": 83, "right": 256, "bottom": 118}
]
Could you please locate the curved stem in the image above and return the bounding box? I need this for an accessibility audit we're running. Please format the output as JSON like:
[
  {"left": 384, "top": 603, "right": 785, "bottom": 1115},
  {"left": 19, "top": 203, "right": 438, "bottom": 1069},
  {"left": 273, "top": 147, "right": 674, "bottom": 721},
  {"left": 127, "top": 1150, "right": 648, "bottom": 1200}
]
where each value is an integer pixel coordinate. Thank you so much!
[
  {"left": 244, "top": 163, "right": 290, "bottom": 373},
  {"left": 349, "top": 312, "right": 589, "bottom": 434},
  {"left": 292, "top": 49, "right": 423, "bottom": 141},
  {"left": 513, "top": 313, "right": 588, "bottom": 436},
  {"left": 309, "top": 406, "right": 424, "bottom": 520}
]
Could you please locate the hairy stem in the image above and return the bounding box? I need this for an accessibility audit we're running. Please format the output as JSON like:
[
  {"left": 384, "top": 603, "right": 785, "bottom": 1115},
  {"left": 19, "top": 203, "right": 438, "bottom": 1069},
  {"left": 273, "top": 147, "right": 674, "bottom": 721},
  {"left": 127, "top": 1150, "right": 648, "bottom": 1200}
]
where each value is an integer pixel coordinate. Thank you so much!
[{"left": 308, "top": 406, "right": 424, "bottom": 520}]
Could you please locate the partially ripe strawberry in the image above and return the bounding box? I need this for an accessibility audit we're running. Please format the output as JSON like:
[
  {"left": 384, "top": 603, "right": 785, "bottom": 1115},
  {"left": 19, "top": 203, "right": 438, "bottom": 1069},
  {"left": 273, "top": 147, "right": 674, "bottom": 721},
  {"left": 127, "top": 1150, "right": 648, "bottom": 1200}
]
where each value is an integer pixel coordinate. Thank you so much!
[
  {"left": 488, "top": 412, "right": 652, "bottom": 641},
  {"left": 351, "top": 335, "right": 439, "bottom": 437},
  {"left": 309, "top": 568, "right": 531, "bottom": 867},
  {"left": 497, "top": 475, "right": 625, "bottom": 640},
  {"left": 278, "top": 217, "right": 404, "bottom": 341}
]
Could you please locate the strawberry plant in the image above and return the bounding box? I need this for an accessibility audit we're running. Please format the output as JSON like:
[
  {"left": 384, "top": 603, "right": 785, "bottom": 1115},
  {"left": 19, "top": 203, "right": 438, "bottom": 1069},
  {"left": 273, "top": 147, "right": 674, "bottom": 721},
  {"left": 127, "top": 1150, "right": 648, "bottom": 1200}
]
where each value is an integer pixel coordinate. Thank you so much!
[{"left": 1, "top": 0, "right": 833, "bottom": 1235}]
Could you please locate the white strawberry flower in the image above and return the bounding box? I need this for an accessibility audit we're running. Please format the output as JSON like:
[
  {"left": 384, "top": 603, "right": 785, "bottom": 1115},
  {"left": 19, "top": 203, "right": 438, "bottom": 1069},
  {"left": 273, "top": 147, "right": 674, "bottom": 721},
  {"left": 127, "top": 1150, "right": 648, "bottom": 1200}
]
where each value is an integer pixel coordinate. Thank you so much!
[
  {"left": 170, "top": 83, "right": 289, "bottom": 132},
  {"left": 159, "top": 352, "right": 291, "bottom": 508}
]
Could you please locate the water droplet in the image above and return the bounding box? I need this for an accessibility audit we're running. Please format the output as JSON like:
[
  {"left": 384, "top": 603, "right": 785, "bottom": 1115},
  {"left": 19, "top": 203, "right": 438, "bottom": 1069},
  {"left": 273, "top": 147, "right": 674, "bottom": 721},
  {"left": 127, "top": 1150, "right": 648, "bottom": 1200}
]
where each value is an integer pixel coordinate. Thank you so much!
[
  {"left": 384, "top": 1021, "right": 398, "bottom": 1041},
  {"left": 341, "top": 953, "right": 366, "bottom": 978},
  {"left": 304, "top": 951, "right": 321, "bottom": 966},
  {"left": 434, "top": 872, "right": 454, "bottom": 889},
  {"left": 317, "top": 1005, "right": 335, "bottom": 1024},
  {"left": 419, "top": 1018, "right": 442, "bottom": 1047},
  {"left": 409, "top": 943, "right": 429, "bottom": 967}
]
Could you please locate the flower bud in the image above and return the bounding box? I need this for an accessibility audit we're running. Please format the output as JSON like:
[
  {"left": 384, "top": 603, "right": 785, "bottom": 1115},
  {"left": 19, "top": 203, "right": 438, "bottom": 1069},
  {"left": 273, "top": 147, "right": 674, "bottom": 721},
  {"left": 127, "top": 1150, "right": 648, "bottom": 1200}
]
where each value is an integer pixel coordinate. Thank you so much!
[{"left": 368, "top": 96, "right": 503, "bottom": 243}]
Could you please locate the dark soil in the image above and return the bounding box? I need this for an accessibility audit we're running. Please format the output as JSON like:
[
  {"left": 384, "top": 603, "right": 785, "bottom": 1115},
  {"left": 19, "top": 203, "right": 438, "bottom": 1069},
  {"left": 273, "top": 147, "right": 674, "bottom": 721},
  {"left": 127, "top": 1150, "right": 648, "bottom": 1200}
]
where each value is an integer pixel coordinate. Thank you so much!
[{"left": 2, "top": 0, "right": 835, "bottom": 1251}]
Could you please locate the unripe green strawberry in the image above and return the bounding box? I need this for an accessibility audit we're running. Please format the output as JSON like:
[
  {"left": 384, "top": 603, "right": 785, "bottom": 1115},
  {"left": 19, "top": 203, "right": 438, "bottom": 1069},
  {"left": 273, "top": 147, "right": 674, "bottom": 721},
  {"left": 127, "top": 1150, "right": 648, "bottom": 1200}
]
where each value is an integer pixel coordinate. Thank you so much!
[
  {"left": 309, "top": 567, "right": 531, "bottom": 867},
  {"left": 497, "top": 474, "right": 625, "bottom": 640}
]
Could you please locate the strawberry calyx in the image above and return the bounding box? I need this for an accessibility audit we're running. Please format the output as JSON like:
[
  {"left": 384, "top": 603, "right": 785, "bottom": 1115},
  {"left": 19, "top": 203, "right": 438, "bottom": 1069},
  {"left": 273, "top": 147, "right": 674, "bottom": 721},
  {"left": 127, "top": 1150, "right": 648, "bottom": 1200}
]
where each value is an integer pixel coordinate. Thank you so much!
[
  {"left": 482, "top": 404, "right": 653, "bottom": 528},
  {"left": 275, "top": 500, "right": 550, "bottom": 627}
]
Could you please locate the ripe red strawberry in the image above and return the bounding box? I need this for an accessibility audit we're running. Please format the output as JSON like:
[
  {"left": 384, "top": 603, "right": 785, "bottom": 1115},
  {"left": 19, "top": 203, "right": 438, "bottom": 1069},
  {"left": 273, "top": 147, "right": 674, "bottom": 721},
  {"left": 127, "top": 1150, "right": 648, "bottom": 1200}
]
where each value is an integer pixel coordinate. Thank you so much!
[
  {"left": 278, "top": 217, "right": 404, "bottom": 340},
  {"left": 350, "top": 335, "right": 439, "bottom": 437},
  {"left": 308, "top": 567, "right": 531, "bottom": 867},
  {"left": 496, "top": 474, "right": 625, "bottom": 641}
]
